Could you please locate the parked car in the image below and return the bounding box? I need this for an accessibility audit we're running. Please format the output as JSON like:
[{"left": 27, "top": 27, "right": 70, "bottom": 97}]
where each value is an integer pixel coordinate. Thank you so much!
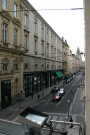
[
  {"left": 51, "top": 86, "right": 59, "bottom": 93},
  {"left": 58, "top": 88, "right": 65, "bottom": 96},
  {"left": 52, "top": 92, "right": 61, "bottom": 101},
  {"left": 67, "top": 78, "right": 70, "bottom": 83}
]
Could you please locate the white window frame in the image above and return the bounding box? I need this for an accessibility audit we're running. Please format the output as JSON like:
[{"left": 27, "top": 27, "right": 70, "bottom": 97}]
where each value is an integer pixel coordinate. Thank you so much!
[
  {"left": 3, "top": 0, "right": 7, "bottom": 10},
  {"left": 24, "top": 35, "right": 28, "bottom": 49},
  {"left": 3, "top": 23, "right": 7, "bottom": 42},
  {"left": 14, "top": 29, "right": 17, "bottom": 45},
  {"left": 3, "top": 63, "right": 8, "bottom": 71},
  {"left": 25, "top": 14, "right": 28, "bottom": 26},
  {"left": 14, "top": 3, "right": 17, "bottom": 17}
]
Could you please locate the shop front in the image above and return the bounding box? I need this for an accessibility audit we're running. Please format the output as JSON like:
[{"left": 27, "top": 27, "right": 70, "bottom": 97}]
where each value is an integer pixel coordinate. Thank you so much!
[
  {"left": 23, "top": 75, "right": 33, "bottom": 98},
  {"left": 24, "top": 71, "right": 50, "bottom": 98},
  {"left": 1, "top": 80, "right": 11, "bottom": 109},
  {"left": 24, "top": 73, "right": 41, "bottom": 98},
  {"left": 55, "top": 71, "right": 64, "bottom": 83}
]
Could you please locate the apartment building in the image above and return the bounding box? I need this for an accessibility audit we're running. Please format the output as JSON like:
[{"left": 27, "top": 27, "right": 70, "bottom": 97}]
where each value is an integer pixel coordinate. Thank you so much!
[
  {"left": 0, "top": 0, "right": 27, "bottom": 109},
  {"left": 22, "top": 0, "right": 63, "bottom": 98},
  {"left": 0, "top": 0, "right": 64, "bottom": 109}
]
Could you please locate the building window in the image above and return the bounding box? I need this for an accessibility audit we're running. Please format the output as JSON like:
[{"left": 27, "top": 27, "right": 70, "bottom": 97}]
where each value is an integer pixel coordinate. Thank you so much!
[
  {"left": 3, "top": 64, "right": 8, "bottom": 71},
  {"left": 24, "top": 64, "right": 28, "bottom": 70},
  {"left": 46, "top": 44, "right": 49, "bottom": 58},
  {"left": 25, "top": 14, "right": 28, "bottom": 26},
  {"left": 14, "top": 3, "right": 17, "bottom": 17},
  {"left": 24, "top": 35, "right": 28, "bottom": 49},
  {"left": 14, "top": 29, "right": 17, "bottom": 45},
  {"left": 34, "top": 22, "right": 37, "bottom": 33},
  {"left": 3, "top": 23, "right": 7, "bottom": 43},
  {"left": 41, "top": 41, "right": 44, "bottom": 55},
  {"left": 3, "top": 0, "right": 7, "bottom": 10},
  {"left": 34, "top": 39, "right": 38, "bottom": 54},
  {"left": 42, "top": 64, "right": 44, "bottom": 69},
  {"left": 14, "top": 64, "right": 18, "bottom": 70},
  {"left": 35, "top": 64, "right": 38, "bottom": 70},
  {"left": 34, "top": 16, "right": 38, "bottom": 33},
  {"left": 47, "top": 64, "right": 49, "bottom": 69}
]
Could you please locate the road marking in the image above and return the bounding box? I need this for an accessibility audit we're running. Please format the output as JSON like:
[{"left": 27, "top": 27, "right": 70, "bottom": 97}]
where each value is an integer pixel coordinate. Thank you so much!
[
  {"left": 69, "top": 88, "right": 79, "bottom": 113},
  {"left": 57, "top": 79, "right": 80, "bottom": 105}
]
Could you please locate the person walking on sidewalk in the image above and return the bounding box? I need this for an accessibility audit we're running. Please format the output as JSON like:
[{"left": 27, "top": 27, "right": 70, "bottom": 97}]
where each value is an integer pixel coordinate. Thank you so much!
[{"left": 37, "top": 93, "right": 40, "bottom": 101}]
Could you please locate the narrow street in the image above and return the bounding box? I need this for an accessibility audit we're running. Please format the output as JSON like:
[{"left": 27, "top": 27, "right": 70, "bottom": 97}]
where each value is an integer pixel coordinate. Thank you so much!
[{"left": 33, "top": 74, "right": 82, "bottom": 113}]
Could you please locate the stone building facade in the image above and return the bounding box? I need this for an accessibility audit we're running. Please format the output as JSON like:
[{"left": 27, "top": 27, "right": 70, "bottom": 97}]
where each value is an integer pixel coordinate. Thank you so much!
[
  {"left": 0, "top": 0, "right": 26, "bottom": 109},
  {"left": 0, "top": 0, "right": 83, "bottom": 110},
  {"left": 0, "top": 0, "right": 64, "bottom": 109},
  {"left": 22, "top": 0, "right": 63, "bottom": 98}
]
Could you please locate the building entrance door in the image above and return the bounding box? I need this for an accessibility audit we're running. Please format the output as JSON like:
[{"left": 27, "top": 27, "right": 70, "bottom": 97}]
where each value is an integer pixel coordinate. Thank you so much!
[{"left": 1, "top": 80, "right": 11, "bottom": 109}]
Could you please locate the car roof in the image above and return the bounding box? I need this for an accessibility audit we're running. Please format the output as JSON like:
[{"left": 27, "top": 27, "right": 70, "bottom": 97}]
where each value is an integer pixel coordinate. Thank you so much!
[{"left": 60, "top": 88, "right": 64, "bottom": 90}]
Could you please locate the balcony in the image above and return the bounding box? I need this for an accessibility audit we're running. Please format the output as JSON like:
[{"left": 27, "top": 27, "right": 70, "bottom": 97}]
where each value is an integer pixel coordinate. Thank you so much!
[{"left": 41, "top": 120, "right": 85, "bottom": 135}]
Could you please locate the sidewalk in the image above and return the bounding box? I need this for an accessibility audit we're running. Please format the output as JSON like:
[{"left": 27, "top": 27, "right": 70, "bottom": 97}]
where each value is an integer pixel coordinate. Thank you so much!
[
  {"left": 0, "top": 79, "right": 85, "bottom": 135},
  {"left": 0, "top": 81, "right": 63, "bottom": 120}
]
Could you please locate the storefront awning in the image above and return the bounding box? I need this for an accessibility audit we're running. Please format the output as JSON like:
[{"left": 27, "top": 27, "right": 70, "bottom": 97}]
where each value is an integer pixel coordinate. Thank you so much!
[{"left": 56, "top": 72, "right": 63, "bottom": 78}]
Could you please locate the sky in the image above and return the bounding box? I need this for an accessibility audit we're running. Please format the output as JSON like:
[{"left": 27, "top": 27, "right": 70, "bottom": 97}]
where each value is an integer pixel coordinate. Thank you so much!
[{"left": 28, "top": 0, "right": 85, "bottom": 55}]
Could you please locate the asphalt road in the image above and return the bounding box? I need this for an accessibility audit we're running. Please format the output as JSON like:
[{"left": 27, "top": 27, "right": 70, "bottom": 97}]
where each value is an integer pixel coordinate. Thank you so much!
[{"left": 33, "top": 75, "right": 82, "bottom": 113}]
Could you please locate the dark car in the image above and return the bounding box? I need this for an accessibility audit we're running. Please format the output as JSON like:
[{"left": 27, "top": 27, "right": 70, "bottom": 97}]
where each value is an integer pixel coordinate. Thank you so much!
[
  {"left": 58, "top": 88, "right": 65, "bottom": 96},
  {"left": 52, "top": 92, "right": 61, "bottom": 101},
  {"left": 51, "top": 86, "right": 59, "bottom": 93}
]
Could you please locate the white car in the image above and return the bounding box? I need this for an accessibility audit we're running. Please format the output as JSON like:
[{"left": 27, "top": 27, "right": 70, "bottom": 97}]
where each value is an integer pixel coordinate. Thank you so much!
[{"left": 58, "top": 88, "right": 65, "bottom": 96}]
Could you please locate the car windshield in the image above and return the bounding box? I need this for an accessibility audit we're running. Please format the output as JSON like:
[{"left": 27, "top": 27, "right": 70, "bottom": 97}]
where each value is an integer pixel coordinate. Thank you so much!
[
  {"left": 54, "top": 86, "right": 58, "bottom": 89},
  {"left": 60, "top": 89, "right": 63, "bottom": 93},
  {"left": 55, "top": 93, "right": 59, "bottom": 96}
]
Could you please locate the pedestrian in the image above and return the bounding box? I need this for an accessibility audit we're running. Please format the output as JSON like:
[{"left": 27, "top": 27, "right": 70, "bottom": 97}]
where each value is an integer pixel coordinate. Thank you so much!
[
  {"left": 70, "top": 90, "right": 73, "bottom": 95},
  {"left": 69, "top": 116, "right": 73, "bottom": 128},
  {"left": 37, "top": 93, "right": 40, "bottom": 101}
]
